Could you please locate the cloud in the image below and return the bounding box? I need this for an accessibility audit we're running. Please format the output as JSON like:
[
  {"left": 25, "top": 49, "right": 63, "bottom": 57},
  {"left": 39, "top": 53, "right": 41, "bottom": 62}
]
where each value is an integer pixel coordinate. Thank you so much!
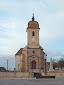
[
  {"left": 0, "top": 0, "right": 48, "bottom": 19},
  {"left": 0, "top": 55, "right": 15, "bottom": 70},
  {"left": 0, "top": 18, "right": 28, "bottom": 55},
  {"left": 45, "top": 0, "right": 64, "bottom": 10},
  {"left": 46, "top": 50, "right": 64, "bottom": 61},
  {"left": 0, "top": 0, "right": 64, "bottom": 59},
  {"left": 39, "top": 10, "right": 64, "bottom": 40}
]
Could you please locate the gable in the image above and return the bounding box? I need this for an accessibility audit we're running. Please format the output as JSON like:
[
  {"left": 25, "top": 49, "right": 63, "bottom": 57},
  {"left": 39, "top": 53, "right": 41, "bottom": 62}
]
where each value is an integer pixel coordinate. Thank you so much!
[{"left": 15, "top": 48, "right": 23, "bottom": 55}]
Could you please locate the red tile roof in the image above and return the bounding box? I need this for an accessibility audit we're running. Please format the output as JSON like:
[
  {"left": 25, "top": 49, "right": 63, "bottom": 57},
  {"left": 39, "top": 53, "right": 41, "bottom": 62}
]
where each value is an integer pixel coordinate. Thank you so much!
[
  {"left": 27, "top": 21, "right": 39, "bottom": 29},
  {"left": 15, "top": 48, "right": 23, "bottom": 55}
]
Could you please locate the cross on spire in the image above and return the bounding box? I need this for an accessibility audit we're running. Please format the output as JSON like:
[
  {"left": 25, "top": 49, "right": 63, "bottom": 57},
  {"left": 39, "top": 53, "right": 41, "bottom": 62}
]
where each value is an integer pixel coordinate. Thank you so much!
[{"left": 32, "top": 8, "right": 35, "bottom": 21}]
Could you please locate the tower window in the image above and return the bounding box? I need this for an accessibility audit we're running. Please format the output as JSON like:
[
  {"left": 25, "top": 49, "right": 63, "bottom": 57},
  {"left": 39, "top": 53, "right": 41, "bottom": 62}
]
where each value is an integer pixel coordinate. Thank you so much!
[{"left": 32, "top": 31, "right": 35, "bottom": 36}]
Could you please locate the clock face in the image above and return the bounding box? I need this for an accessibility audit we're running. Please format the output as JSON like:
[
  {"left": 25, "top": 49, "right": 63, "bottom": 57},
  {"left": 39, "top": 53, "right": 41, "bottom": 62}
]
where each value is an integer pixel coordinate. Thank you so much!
[{"left": 32, "top": 38, "right": 35, "bottom": 42}]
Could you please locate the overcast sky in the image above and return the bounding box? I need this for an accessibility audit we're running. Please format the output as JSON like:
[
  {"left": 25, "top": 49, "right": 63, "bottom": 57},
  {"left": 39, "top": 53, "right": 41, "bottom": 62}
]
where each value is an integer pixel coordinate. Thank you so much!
[{"left": 0, "top": 0, "right": 64, "bottom": 69}]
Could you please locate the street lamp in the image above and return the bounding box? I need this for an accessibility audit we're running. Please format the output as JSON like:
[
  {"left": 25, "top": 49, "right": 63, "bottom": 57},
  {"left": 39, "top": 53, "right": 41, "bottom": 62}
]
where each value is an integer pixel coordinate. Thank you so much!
[{"left": 6, "top": 59, "right": 9, "bottom": 72}]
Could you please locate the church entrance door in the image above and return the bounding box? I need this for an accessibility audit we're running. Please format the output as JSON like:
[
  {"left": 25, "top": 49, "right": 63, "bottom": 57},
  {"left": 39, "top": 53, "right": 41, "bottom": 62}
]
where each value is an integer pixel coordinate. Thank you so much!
[{"left": 31, "top": 60, "right": 36, "bottom": 69}]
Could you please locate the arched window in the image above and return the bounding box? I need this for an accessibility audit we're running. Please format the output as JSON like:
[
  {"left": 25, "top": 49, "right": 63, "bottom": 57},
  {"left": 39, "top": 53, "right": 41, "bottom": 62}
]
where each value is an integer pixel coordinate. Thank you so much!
[{"left": 32, "top": 31, "right": 35, "bottom": 36}]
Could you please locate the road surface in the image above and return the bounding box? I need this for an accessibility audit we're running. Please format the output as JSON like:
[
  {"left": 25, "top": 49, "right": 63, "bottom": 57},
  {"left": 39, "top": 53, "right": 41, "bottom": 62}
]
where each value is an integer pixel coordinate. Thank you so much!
[{"left": 0, "top": 78, "right": 64, "bottom": 85}]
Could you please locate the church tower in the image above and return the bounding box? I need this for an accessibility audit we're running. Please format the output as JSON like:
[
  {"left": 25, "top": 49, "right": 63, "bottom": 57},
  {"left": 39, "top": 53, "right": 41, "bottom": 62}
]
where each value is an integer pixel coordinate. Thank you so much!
[
  {"left": 27, "top": 14, "right": 40, "bottom": 48},
  {"left": 26, "top": 15, "right": 46, "bottom": 73}
]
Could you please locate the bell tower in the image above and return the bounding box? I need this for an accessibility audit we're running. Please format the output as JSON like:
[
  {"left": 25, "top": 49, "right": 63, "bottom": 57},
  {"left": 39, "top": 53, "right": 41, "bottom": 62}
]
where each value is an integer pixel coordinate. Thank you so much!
[{"left": 27, "top": 14, "right": 40, "bottom": 48}]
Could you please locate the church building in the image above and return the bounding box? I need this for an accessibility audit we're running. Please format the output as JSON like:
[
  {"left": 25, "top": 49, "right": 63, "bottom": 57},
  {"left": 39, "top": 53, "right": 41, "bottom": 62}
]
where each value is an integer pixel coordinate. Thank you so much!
[{"left": 15, "top": 14, "right": 47, "bottom": 73}]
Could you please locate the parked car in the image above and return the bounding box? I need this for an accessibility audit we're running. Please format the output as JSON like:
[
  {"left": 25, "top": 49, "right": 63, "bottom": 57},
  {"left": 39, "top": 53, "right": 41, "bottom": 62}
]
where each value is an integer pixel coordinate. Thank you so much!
[{"left": 0, "top": 67, "right": 6, "bottom": 72}]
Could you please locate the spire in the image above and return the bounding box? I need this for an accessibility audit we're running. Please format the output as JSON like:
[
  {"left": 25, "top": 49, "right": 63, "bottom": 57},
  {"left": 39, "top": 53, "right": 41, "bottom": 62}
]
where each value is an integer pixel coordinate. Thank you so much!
[{"left": 32, "top": 8, "right": 35, "bottom": 21}]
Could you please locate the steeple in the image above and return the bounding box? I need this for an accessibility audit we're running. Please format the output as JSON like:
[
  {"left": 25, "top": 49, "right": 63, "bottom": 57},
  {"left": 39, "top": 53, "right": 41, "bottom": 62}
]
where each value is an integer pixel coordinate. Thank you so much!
[
  {"left": 32, "top": 13, "right": 35, "bottom": 21},
  {"left": 27, "top": 9, "right": 40, "bottom": 31},
  {"left": 32, "top": 9, "right": 35, "bottom": 21}
]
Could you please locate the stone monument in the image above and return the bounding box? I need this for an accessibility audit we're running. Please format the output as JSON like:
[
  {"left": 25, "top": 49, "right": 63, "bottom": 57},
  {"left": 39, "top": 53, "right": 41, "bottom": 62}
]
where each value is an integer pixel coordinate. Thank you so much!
[{"left": 49, "top": 58, "right": 54, "bottom": 71}]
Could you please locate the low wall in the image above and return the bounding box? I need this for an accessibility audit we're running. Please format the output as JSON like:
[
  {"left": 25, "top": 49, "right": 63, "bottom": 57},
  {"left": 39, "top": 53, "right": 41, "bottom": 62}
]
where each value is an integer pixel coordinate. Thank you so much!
[
  {"left": 0, "top": 72, "right": 31, "bottom": 79},
  {"left": 41, "top": 72, "right": 64, "bottom": 76},
  {"left": 0, "top": 72, "right": 64, "bottom": 79}
]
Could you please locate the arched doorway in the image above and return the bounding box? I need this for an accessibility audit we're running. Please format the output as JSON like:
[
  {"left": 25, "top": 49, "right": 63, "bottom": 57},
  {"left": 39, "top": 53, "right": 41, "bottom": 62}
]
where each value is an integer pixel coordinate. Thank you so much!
[{"left": 31, "top": 60, "right": 36, "bottom": 69}]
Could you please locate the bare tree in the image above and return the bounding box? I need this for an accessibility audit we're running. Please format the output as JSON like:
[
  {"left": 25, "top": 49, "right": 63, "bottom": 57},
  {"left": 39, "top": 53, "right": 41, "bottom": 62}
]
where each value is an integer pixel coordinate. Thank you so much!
[{"left": 58, "top": 58, "right": 64, "bottom": 69}]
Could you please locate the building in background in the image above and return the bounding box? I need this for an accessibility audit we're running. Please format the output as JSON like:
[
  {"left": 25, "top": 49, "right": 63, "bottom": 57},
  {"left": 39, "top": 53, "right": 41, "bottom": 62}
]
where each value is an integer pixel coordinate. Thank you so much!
[{"left": 15, "top": 14, "right": 47, "bottom": 73}]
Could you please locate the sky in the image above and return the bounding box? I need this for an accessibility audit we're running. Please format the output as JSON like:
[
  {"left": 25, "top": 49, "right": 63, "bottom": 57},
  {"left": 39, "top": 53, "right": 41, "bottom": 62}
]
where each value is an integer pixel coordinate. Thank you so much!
[{"left": 0, "top": 0, "right": 64, "bottom": 70}]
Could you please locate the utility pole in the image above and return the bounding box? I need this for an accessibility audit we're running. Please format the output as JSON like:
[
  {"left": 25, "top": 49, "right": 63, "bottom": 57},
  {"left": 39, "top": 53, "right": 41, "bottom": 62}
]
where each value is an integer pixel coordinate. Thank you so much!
[{"left": 6, "top": 59, "right": 9, "bottom": 72}]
